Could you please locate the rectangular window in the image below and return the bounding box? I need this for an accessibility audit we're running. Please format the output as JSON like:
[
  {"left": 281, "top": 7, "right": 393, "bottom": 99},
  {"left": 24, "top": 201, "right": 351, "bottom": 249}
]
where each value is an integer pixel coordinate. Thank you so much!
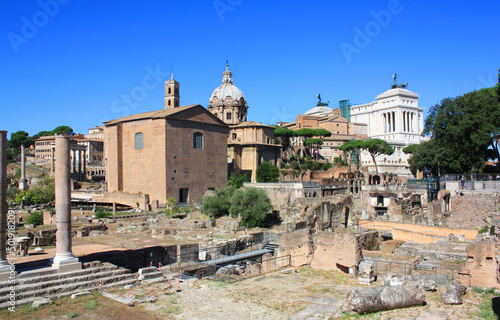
[
  {"left": 193, "top": 132, "right": 203, "bottom": 149},
  {"left": 226, "top": 113, "right": 232, "bottom": 120}
]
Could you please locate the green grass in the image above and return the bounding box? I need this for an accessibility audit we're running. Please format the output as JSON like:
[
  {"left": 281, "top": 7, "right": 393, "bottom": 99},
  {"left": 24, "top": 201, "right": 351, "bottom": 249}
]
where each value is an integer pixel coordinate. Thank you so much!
[
  {"left": 472, "top": 299, "right": 496, "bottom": 320},
  {"left": 68, "top": 311, "right": 79, "bottom": 318}
]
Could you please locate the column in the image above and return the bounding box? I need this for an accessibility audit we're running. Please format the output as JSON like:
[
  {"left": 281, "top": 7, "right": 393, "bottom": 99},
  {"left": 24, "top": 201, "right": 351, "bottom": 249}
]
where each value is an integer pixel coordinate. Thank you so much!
[
  {"left": 407, "top": 113, "right": 410, "bottom": 134},
  {"left": 387, "top": 113, "right": 391, "bottom": 132},
  {"left": 19, "top": 145, "right": 28, "bottom": 190},
  {"left": 391, "top": 111, "right": 396, "bottom": 132},
  {"left": 383, "top": 113, "right": 387, "bottom": 133},
  {"left": 72, "top": 149, "right": 76, "bottom": 174},
  {"left": 402, "top": 112, "right": 406, "bottom": 132},
  {"left": 0, "top": 131, "right": 10, "bottom": 272},
  {"left": 51, "top": 146, "right": 55, "bottom": 173},
  {"left": 78, "top": 149, "right": 82, "bottom": 175},
  {"left": 83, "top": 150, "right": 87, "bottom": 180},
  {"left": 411, "top": 112, "right": 414, "bottom": 132},
  {"left": 51, "top": 136, "right": 81, "bottom": 270}
]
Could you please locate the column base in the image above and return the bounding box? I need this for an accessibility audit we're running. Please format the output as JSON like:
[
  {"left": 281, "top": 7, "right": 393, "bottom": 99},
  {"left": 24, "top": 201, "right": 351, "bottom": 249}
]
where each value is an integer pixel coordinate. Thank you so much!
[
  {"left": 0, "top": 260, "right": 16, "bottom": 281},
  {"left": 50, "top": 253, "right": 82, "bottom": 272}
]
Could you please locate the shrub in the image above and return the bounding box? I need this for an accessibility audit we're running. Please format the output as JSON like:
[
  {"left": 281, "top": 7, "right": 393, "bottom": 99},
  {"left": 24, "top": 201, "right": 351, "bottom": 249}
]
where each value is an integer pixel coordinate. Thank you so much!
[
  {"left": 229, "top": 188, "right": 272, "bottom": 228},
  {"left": 26, "top": 211, "right": 43, "bottom": 226},
  {"left": 322, "top": 162, "right": 333, "bottom": 171},
  {"left": 256, "top": 162, "right": 279, "bottom": 183},
  {"left": 202, "top": 186, "right": 236, "bottom": 219},
  {"left": 94, "top": 208, "right": 112, "bottom": 219},
  {"left": 312, "top": 161, "right": 320, "bottom": 170}
]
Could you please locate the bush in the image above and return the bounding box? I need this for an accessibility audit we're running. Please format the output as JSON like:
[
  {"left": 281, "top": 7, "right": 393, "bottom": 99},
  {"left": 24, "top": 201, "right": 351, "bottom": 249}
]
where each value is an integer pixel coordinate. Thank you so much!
[
  {"left": 202, "top": 186, "right": 236, "bottom": 219},
  {"left": 228, "top": 173, "right": 248, "bottom": 189},
  {"left": 291, "top": 160, "right": 299, "bottom": 170},
  {"left": 312, "top": 161, "right": 320, "bottom": 170},
  {"left": 14, "top": 175, "right": 54, "bottom": 205},
  {"left": 26, "top": 211, "right": 43, "bottom": 226},
  {"left": 322, "top": 162, "right": 333, "bottom": 170},
  {"left": 229, "top": 188, "right": 272, "bottom": 228},
  {"left": 94, "top": 208, "right": 112, "bottom": 219},
  {"left": 165, "top": 197, "right": 180, "bottom": 217},
  {"left": 256, "top": 162, "right": 279, "bottom": 183}
]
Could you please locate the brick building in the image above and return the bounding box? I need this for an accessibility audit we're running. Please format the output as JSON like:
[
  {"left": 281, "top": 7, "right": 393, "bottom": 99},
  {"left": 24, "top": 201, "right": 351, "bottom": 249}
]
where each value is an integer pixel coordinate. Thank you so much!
[{"left": 103, "top": 104, "right": 229, "bottom": 205}]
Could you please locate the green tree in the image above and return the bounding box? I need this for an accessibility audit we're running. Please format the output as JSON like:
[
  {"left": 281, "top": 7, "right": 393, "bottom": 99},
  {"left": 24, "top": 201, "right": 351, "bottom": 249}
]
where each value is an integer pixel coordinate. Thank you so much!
[
  {"left": 295, "top": 128, "right": 315, "bottom": 157},
  {"left": 165, "top": 197, "right": 180, "bottom": 217},
  {"left": 305, "top": 138, "right": 323, "bottom": 159},
  {"left": 402, "top": 144, "right": 419, "bottom": 154},
  {"left": 33, "top": 130, "right": 53, "bottom": 139},
  {"left": 322, "top": 161, "right": 333, "bottom": 170},
  {"left": 8, "top": 131, "right": 34, "bottom": 149},
  {"left": 339, "top": 140, "right": 364, "bottom": 170},
  {"left": 360, "top": 139, "right": 394, "bottom": 173},
  {"left": 26, "top": 211, "right": 44, "bottom": 225},
  {"left": 424, "top": 86, "right": 500, "bottom": 174},
  {"left": 52, "top": 126, "right": 74, "bottom": 135},
  {"left": 256, "top": 162, "right": 279, "bottom": 182},
  {"left": 14, "top": 175, "right": 55, "bottom": 205},
  {"left": 407, "top": 140, "right": 441, "bottom": 176},
  {"left": 202, "top": 186, "right": 236, "bottom": 219},
  {"left": 229, "top": 188, "right": 272, "bottom": 228},
  {"left": 228, "top": 173, "right": 248, "bottom": 189}
]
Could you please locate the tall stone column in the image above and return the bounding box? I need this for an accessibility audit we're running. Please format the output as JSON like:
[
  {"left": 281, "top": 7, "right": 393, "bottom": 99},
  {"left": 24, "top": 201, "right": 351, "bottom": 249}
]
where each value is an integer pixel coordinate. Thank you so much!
[
  {"left": 19, "top": 145, "right": 28, "bottom": 190},
  {"left": 78, "top": 149, "right": 82, "bottom": 175},
  {"left": 51, "top": 136, "right": 81, "bottom": 271},
  {"left": 51, "top": 146, "right": 55, "bottom": 173},
  {"left": 83, "top": 150, "right": 87, "bottom": 180},
  {"left": 72, "top": 149, "right": 76, "bottom": 175},
  {"left": 0, "top": 131, "right": 10, "bottom": 272}
]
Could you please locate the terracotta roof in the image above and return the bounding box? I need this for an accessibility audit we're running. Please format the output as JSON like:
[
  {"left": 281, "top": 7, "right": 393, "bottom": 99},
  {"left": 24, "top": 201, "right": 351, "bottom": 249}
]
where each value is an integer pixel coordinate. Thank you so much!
[{"left": 103, "top": 105, "right": 204, "bottom": 126}]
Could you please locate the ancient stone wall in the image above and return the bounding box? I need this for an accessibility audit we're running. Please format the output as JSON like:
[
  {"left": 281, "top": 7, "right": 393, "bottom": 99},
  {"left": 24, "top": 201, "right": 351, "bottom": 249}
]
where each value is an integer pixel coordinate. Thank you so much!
[
  {"left": 277, "top": 228, "right": 314, "bottom": 267},
  {"left": 464, "top": 238, "right": 500, "bottom": 288},
  {"left": 311, "top": 229, "right": 363, "bottom": 271}
]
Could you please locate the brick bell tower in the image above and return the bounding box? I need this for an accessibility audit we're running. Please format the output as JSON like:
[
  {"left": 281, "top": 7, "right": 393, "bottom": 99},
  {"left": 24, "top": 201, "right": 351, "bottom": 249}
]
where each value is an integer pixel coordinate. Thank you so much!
[{"left": 164, "top": 73, "right": 180, "bottom": 109}]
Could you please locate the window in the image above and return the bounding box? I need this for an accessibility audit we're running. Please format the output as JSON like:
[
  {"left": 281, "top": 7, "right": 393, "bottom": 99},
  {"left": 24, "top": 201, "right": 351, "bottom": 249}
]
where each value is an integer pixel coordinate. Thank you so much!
[
  {"left": 226, "top": 113, "right": 232, "bottom": 120},
  {"left": 193, "top": 132, "right": 203, "bottom": 149},
  {"left": 168, "top": 87, "right": 171, "bottom": 94},
  {"left": 135, "top": 132, "right": 143, "bottom": 149},
  {"left": 168, "top": 99, "right": 171, "bottom": 106}
]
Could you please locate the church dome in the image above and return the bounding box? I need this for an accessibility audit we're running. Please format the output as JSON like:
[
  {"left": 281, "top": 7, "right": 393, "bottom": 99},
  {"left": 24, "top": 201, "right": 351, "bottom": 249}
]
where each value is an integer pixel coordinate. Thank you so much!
[
  {"left": 305, "top": 106, "right": 333, "bottom": 117},
  {"left": 208, "top": 63, "right": 248, "bottom": 125},
  {"left": 209, "top": 64, "right": 246, "bottom": 103}
]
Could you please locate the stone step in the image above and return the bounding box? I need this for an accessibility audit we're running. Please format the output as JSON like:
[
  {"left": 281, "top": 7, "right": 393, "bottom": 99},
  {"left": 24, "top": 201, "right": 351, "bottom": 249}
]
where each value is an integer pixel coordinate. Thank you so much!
[
  {"left": 0, "top": 278, "right": 138, "bottom": 310},
  {"left": 138, "top": 266, "right": 160, "bottom": 275},
  {"left": 14, "top": 266, "right": 121, "bottom": 287},
  {"left": 0, "top": 265, "right": 121, "bottom": 289},
  {"left": 0, "top": 271, "right": 135, "bottom": 304},
  {"left": 139, "top": 272, "right": 164, "bottom": 281}
]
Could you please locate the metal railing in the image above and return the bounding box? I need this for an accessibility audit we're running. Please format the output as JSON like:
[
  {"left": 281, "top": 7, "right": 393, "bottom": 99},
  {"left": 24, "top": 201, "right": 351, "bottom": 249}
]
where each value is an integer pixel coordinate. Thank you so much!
[{"left": 365, "top": 259, "right": 471, "bottom": 287}]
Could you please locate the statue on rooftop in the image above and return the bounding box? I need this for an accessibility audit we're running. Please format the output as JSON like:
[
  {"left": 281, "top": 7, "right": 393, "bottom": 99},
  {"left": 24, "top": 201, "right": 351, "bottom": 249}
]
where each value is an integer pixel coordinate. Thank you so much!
[
  {"left": 392, "top": 73, "right": 408, "bottom": 89},
  {"left": 316, "top": 93, "right": 330, "bottom": 107}
]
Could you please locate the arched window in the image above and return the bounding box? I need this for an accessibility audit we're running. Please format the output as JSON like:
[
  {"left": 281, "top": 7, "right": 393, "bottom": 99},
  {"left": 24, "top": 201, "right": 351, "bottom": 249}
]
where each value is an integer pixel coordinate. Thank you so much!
[
  {"left": 193, "top": 132, "right": 203, "bottom": 149},
  {"left": 135, "top": 132, "right": 143, "bottom": 149},
  {"left": 168, "top": 87, "right": 171, "bottom": 94},
  {"left": 168, "top": 99, "right": 171, "bottom": 106}
]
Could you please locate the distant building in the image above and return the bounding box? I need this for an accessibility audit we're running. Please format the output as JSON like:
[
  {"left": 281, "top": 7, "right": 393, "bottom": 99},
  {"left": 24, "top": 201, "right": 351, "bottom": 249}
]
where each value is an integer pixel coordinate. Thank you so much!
[
  {"left": 103, "top": 104, "right": 229, "bottom": 206},
  {"left": 281, "top": 99, "right": 367, "bottom": 162},
  {"left": 208, "top": 64, "right": 280, "bottom": 182},
  {"left": 350, "top": 86, "right": 426, "bottom": 176}
]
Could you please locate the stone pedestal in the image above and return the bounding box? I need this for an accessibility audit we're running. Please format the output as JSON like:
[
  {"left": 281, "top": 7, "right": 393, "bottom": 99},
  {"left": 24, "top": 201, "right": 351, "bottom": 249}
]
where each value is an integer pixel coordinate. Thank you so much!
[{"left": 50, "top": 136, "right": 81, "bottom": 271}]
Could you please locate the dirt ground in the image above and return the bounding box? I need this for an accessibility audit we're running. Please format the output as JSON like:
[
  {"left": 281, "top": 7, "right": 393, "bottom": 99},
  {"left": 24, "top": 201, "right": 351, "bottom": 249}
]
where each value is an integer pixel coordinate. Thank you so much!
[{"left": 1, "top": 266, "right": 497, "bottom": 320}]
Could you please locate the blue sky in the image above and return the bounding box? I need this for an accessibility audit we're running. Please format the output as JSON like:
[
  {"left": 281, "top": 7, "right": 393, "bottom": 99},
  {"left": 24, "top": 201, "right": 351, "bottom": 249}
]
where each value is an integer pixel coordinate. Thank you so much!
[{"left": 1, "top": 0, "right": 499, "bottom": 139}]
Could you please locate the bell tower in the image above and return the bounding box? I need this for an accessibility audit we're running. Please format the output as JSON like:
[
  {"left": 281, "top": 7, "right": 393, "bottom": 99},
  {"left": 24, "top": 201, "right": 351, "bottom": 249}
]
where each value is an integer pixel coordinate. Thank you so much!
[{"left": 164, "top": 74, "right": 180, "bottom": 109}]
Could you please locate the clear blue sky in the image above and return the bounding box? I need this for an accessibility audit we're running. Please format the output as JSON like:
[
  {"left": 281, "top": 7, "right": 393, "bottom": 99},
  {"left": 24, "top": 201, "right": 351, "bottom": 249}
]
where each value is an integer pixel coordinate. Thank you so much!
[{"left": 1, "top": 0, "right": 499, "bottom": 139}]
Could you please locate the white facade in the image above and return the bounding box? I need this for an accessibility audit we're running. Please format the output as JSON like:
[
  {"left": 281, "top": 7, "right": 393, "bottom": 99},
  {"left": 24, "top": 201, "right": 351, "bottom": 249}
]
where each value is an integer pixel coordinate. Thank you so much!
[{"left": 350, "top": 88, "right": 426, "bottom": 176}]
